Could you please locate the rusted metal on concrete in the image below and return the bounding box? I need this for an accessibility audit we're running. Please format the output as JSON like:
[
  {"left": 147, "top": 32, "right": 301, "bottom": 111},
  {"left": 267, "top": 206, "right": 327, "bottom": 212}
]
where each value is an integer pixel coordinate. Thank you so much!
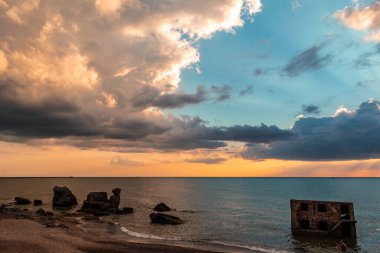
[{"left": 290, "top": 199, "right": 356, "bottom": 238}]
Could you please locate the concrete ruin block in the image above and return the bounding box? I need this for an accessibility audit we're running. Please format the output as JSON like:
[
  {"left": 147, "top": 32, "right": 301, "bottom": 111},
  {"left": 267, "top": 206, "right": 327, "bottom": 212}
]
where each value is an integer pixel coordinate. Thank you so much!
[{"left": 290, "top": 199, "right": 356, "bottom": 238}]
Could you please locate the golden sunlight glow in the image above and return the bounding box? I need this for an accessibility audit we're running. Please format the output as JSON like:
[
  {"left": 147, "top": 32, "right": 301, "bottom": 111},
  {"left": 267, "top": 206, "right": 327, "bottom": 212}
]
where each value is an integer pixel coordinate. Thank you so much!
[{"left": 1, "top": 141, "right": 379, "bottom": 177}]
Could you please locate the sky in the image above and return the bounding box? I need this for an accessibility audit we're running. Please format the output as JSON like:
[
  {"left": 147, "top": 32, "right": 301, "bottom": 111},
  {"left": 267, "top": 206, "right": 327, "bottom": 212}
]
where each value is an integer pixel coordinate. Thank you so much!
[{"left": 1, "top": 0, "right": 380, "bottom": 176}]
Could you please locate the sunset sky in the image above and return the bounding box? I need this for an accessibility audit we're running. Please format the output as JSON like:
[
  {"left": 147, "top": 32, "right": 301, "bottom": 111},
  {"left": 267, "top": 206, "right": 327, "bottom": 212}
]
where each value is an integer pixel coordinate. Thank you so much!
[{"left": 1, "top": 0, "right": 380, "bottom": 176}]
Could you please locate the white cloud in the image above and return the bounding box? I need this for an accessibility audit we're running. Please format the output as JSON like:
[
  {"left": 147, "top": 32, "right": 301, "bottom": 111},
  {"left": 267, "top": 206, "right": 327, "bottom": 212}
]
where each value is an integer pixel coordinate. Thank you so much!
[{"left": 335, "top": 1, "right": 380, "bottom": 42}]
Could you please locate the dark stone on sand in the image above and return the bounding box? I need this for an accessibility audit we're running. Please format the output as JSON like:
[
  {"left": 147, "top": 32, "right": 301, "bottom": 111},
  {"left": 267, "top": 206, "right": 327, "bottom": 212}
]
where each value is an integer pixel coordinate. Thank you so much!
[
  {"left": 15, "top": 197, "right": 32, "bottom": 205},
  {"left": 53, "top": 186, "right": 78, "bottom": 208},
  {"left": 149, "top": 212, "right": 182, "bottom": 225},
  {"left": 153, "top": 202, "right": 171, "bottom": 212},
  {"left": 117, "top": 207, "right": 134, "bottom": 214},
  {"left": 33, "top": 199, "right": 43, "bottom": 206},
  {"left": 0, "top": 204, "right": 4, "bottom": 213},
  {"left": 36, "top": 208, "right": 46, "bottom": 216}
]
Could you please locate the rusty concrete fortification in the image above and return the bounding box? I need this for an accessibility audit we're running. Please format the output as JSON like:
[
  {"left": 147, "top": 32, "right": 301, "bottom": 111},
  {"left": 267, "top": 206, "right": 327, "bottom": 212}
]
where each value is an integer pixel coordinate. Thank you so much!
[{"left": 290, "top": 199, "right": 356, "bottom": 238}]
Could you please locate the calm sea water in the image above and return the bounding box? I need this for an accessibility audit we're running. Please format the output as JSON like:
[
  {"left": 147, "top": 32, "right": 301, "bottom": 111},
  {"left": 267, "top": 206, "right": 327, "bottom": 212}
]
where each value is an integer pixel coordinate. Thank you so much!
[{"left": 0, "top": 178, "right": 379, "bottom": 252}]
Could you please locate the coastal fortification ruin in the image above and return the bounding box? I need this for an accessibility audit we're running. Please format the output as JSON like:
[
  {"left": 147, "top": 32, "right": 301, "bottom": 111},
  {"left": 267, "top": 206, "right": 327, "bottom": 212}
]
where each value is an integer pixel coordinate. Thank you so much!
[{"left": 290, "top": 199, "right": 356, "bottom": 238}]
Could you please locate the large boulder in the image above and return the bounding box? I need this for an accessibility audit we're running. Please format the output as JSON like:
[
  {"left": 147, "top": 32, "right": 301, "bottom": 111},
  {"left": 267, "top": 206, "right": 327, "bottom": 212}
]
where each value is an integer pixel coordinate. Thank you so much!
[
  {"left": 154, "top": 202, "right": 171, "bottom": 212},
  {"left": 52, "top": 186, "right": 78, "bottom": 208},
  {"left": 15, "top": 197, "right": 32, "bottom": 205},
  {"left": 108, "top": 188, "right": 121, "bottom": 210},
  {"left": 149, "top": 213, "right": 182, "bottom": 225},
  {"left": 80, "top": 192, "right": 110, "bottom": 212}
]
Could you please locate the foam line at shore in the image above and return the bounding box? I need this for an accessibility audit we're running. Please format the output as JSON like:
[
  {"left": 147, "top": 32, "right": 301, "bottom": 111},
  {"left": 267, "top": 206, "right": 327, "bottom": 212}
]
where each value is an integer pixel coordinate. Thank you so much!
[
  {"left": 209, "top": 241, "right": 292, "bottom": 253},
  {"left": 120, "top": 225, "right": 290, "bottom": 253},
  {"left": 120, "top": 226, "right": 179, "bottom": 240}
]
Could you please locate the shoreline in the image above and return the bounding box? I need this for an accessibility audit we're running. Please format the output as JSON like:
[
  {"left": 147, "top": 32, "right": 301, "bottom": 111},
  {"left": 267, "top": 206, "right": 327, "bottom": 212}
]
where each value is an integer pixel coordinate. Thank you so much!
[{"left": 0, "top": 207, "right": 261, "bottom": 253}]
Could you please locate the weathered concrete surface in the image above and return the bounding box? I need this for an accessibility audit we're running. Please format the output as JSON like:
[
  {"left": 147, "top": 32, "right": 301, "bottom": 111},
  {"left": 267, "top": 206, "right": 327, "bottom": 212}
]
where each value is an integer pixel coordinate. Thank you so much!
[{"left": 290, "top": 199, "right": 356, "bottom": 238}]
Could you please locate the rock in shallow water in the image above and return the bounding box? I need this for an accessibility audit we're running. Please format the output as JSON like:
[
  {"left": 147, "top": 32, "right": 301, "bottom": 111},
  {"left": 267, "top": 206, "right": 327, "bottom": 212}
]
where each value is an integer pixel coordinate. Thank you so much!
[
  {"left": 15, "top": 197, "right": 32, "bottom": 205},
  {"left": 33, "top": 199, "right": 43, "bottom": 206},
  {"left": 153, "top": 202, "right": 171, "bottom": 212},
  {"left": 79, "top": 188, "right": 124, "bottom": 214},
  {"left": 52, "top": 186, "right": 78, "bottom": 208},
  {"left": 149, "top": 212, "right": 182, "bottom": 225},
  {"left": 108, "top": 188, "right": 121, "bottom": 210},
  {"left": 80, "top": 192, "right": 109, "bottom": 211}
]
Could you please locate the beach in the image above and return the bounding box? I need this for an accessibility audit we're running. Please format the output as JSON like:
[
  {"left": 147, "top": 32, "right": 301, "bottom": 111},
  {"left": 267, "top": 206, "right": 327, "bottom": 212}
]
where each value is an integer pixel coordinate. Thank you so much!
[
  {"left": 0, "top": 205, "right": 260, "bottom": 253},
  {"left": 0, "top": 213, "right": 226, "bottom": 253}
]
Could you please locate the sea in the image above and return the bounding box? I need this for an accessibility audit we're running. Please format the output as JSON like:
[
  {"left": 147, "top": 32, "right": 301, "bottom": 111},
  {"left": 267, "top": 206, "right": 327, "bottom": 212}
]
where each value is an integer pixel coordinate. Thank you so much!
[{"left": 0, "top": 178, "right": 379, "bottom": 253}]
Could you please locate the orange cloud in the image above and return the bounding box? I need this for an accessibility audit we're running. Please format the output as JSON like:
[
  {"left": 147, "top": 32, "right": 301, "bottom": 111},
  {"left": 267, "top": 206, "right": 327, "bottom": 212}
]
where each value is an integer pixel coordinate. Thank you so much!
[{"left": 336, "top": 1, "right": 380, "bottom": 42}]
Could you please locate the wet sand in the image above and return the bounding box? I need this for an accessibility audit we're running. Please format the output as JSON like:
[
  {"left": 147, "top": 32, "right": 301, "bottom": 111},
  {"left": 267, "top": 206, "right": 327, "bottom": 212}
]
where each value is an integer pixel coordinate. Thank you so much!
[
  {"left": 0, "top": 218, "right": 223, "bottom": 253},
  {"left": 0, "top": 209, "right": 258, "bottom": 253}
]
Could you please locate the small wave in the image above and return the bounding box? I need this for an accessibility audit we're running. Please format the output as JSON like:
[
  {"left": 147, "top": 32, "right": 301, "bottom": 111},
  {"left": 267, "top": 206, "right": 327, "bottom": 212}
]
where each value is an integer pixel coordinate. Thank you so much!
[
  {"left": 119, "top": 226, "right": 289, "bottom": 253},
  {"left": 209, "top": 241, "right": 292, "bottom": 253},
  {"left": 120, "top": 226, "right": 178, "bottom": 240}
]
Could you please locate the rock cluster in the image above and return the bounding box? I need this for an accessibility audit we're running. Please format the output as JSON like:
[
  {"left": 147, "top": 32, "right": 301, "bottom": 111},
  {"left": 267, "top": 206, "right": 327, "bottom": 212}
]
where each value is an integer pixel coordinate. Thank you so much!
[
  {"left": 78, "top": 188, "right": 133, "bottom": 215},
  {"left": 3, "top": 187, "right": 184, "bottom": 228}
]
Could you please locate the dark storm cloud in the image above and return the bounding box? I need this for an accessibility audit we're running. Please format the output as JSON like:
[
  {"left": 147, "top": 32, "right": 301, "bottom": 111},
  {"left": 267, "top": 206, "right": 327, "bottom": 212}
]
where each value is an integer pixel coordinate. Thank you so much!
[
  {"left": 186, "top": 157, "right": 227, "bottom": 164},
  {"left": 0, "top": 80, "right": 293, "bottom": 150},
  {"left": 210, "top": 85, "right": 232, "bottom": 101},
  {"left": 243, "top": 99, "right": 380, "bottom": 161},
  {"left": 0, "top": 80, "right": 97, "bottom": 138},
  {"left": 283, "top": 45, "right": 332, "bottom": 77},
  {"left": 301, "top": 104, "right": 320, "bottom": 115},
  {"left": 146, "top": 117, "right": 294, "bottom": 151},
  {"left": 133, "top": 85, "right": 207, "bottom": 109},
  {"left": 0, "top": 96, "right": 169, "bottom": 140},
  {"left": 133, "top": 84, "right": 237, "bottom": 109},
  {"left": 206, "top": 124, "right": 293, "bottom": 143},
  {"left": 0, "top": 79, "right": 170, "bottom": 140}
]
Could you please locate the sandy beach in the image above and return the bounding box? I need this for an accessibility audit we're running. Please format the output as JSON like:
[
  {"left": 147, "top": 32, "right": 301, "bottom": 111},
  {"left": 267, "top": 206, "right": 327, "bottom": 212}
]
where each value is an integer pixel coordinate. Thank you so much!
[
  {"left": 0, "top": 206, "right": 259, "bottom": 253},
  {"left": 0, "top": 217, "right": 219, "bottom": 253}
]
